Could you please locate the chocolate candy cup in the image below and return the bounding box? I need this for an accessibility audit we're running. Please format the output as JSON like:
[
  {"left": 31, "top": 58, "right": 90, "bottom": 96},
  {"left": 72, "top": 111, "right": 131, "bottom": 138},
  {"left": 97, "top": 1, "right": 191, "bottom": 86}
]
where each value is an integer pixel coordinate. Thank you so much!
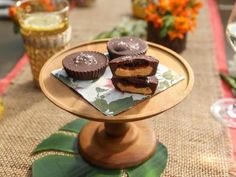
[
  {"left": 112, "top": 76, "right": 158, "bottom": 95},
  {"left": 107, "top": 37, "right": 148, "bottom": 60},
  {"left": 109, "top": 55, "right": 159, "bottom": 77},
  {"left": 62, "top": 51, "right": 108, "bottom": 80}
]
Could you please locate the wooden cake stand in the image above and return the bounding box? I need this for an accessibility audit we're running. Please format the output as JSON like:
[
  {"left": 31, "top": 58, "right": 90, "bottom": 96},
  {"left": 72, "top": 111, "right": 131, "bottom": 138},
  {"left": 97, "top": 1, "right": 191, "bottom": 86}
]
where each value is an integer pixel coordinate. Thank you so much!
[{"left": 39, "top": 39, "right": 194, "bottom": 169}]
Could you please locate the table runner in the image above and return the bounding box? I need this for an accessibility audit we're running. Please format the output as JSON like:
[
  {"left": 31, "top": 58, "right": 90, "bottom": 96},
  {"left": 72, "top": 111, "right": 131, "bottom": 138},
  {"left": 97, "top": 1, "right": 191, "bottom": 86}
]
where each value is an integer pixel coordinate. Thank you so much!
[{"left": 0, "top": 0, "right": 236, "bottom": 176}]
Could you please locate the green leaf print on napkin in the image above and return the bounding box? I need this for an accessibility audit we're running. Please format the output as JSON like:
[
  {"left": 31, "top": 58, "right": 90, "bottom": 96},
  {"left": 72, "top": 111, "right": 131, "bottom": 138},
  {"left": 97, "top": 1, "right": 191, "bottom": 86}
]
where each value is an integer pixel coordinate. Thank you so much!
[
  {"left": 56, "top": 73, "right": 77, "bottom": 89},
  {"left": 158, "top": 80, "right": 170, "bottom": 91},
  {"left": 96, "top": 87, "right": 109, "bottom": 93},
  {"left": 93, "top": 96, "right": 140, "bottom": 115},
  {"left": 108, "top": 96, "right": 140, "bottom": 115},
  {"left": 162, "top": 70, "right": 174, "bottom": 80},
  {"left": 92, "top": 96, "right": 140, "bottom": 115},
  {"left": 92, "top": 98, "right": 109, "bottom": 113}
]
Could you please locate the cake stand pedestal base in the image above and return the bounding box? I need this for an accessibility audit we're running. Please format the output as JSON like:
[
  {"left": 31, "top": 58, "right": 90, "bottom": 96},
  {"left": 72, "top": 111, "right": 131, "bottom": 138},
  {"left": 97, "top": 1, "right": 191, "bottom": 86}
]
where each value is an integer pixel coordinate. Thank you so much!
[{"left": 79, "top": 121, "right": 157, "bottom": 169}]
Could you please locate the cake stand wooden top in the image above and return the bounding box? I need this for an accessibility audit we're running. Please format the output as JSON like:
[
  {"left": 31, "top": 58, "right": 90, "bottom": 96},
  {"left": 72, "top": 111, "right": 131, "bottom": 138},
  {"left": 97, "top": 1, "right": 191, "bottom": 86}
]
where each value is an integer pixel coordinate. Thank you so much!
[{"left": 39, "top": 39, "right": 194, "bottom": 123}]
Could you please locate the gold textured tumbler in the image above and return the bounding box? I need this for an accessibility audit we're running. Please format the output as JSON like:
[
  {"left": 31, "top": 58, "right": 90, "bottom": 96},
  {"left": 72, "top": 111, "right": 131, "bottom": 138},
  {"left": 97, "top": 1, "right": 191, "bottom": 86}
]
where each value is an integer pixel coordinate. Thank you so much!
[{"left": 16, "top": 0, "right": 71, "bottom": 86}]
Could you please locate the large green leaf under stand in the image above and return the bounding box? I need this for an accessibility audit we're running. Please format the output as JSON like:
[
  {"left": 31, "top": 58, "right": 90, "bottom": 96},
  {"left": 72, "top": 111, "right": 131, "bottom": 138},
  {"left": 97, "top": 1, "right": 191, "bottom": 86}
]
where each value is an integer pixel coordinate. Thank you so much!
[
  {"left": 32, "top": 143, "right": 168, "bottom": 177},
  {"left": 127, "top": 143, "right": 168, "bottom": 177},
  {"left": 32, "top": 120, "right": 168, "bottom": 177},
  {"left": 33, "top": 133, "right": 79, "bottom": 154},
  {"left": 59, "top": 119, "right": 89, "bottom": 133},
  {"left": 32, "top": 155, "right": 121, "bottom": 177}
]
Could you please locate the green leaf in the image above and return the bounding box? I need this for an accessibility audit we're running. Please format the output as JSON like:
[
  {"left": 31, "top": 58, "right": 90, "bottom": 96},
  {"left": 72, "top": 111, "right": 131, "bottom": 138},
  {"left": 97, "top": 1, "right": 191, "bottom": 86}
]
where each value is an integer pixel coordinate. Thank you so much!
[
  {"left": 59, "top": 119, "right": 89, "bottom": 133},
  {"left": 93, "top": 18, "right": 147, "bottom": 40},
  {"left": 96, "top": 87, "right": 108, "bottom": 93},
  {"left": 159, "top": 15, "right": 174, "bottom": 38},
  {"left": 163, "top": 15, "right": 174, "bottom": 29},
  {"left": 92, "top": 98, "right": 109, "bottom": 113},
  {"left": 94, "top": 31, "right": 113, "bottom": 39},
  {"left": 32, "top": 155, "right": 121, "bottom": 177},
  {"left": 32, "top": 143, "right": 167, "bottom": 177},
  {"left": 158, "top": 80, "right": 170, "bottom": 91},
  {"left": 162, "top": 70, "right": 174, "bottom": 80},
  {"left": 56, "top": 74, "right": 76, "bottom": 89},
  {"left": 108, "top": 96, "right": 140, "bottom": 115},
  {"left": 127, "top": 143, "right": 168, "bottom": 177},
  {"left": 220, "top": 73, "right": 236, "bottom": 91},
  {"left": 111, "top": 30, "right": 122, "bottom": 37},
  {"left": 159, "top": 27, "right": 168, "bottom": 38},
  {"left": 13, "top": 22, "right": 20, "bottom": 34},
  {"left": 33, "top": 133, "right": 78, "bottom": 154}
]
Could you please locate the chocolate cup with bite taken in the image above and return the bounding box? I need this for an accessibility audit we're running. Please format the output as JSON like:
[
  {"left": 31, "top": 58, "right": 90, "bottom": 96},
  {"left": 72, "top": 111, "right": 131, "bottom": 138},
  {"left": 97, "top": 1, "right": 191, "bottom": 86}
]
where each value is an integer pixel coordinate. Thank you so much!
[
  {"left": 109, "top": 55, "right": 159, "bottom": 77},
  {"left": 107, "top": 37, "right": 148, "bottom": 60},
  {"left": 62, "top": 51, "right": 108, "bottom": 80},
  {"left": 112, "top": 76, "right": 158, "bottom": 95}
]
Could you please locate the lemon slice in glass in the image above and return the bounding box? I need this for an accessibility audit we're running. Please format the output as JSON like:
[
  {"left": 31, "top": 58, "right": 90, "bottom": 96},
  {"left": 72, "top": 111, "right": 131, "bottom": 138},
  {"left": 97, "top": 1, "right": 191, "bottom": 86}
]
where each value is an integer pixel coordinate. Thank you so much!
[{"left": 22, "top": 12, "right": 64, "bottom": 32}]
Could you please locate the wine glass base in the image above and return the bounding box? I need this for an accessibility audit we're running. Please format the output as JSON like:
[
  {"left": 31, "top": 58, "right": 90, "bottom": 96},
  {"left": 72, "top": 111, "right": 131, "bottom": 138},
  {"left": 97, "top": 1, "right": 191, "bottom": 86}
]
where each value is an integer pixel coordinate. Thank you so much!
[{"left": 211, "top": 98, "right": 236, "bottom": 128}]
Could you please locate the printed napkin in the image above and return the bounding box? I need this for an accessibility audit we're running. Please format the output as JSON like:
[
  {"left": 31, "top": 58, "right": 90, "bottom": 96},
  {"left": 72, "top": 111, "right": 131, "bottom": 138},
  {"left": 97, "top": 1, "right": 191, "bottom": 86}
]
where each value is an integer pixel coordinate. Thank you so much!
[{"left": 52, "top": 64, "right": 184, "bottom": 116}]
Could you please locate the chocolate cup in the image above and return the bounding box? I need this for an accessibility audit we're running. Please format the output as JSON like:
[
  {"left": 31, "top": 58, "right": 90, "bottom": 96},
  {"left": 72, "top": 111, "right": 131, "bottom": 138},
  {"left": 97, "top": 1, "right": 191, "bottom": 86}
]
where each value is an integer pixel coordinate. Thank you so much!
[
  {"left": 107, "top": 37, "right": 148, "bottom": 60},
  {"left": 64, "top": 64, "right": 107, "bottom": 80},
  {"left": 63, "top": 51, "right": 108, "bottom": 80}
]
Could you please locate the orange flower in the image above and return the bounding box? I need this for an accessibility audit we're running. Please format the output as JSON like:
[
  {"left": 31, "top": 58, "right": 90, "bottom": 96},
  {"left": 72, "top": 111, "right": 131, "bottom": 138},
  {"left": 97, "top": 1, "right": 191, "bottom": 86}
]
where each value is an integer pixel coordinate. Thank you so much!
[
  {"left": 145, "top": 0, "right": 202, "bottom": 40},
  {"left": 146, "top": 3, "right": 164, "bottom": 28},
  {"left": 145, "top": 3, "right": 156, "bottom": 13},
  {"left": 174, "top": 16, "right": 191, "bottom": 33},
  {"left": 168, "top": 30, "right": 184, "bottom": 40},
  {"left": 191, "top": 2, "right": 202, "bottom": 14},
  {"left": 153, "top": 16, "right": 163, "bottom": 28},
  {"left": 158, "top": 0, "right": 170, "bottom": 14},
  {"left": 8, "top": 6, "right": 17, "bottom": 19}
]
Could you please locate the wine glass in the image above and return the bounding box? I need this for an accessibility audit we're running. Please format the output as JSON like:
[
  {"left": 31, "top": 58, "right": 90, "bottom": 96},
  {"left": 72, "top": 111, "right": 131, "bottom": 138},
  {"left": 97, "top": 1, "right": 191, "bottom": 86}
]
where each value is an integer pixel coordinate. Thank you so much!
[
  {"left": 226, "top": 3, "right": 236, "bottom": 52},
  {"left": 210, "top": 3, "right": 236, "bottom": 128}
]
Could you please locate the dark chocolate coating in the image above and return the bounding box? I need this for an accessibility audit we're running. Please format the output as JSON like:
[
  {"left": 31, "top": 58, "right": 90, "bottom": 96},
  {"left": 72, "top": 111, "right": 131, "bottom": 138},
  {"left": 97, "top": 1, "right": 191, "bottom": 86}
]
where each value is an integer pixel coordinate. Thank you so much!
[
  {"left": 107, "top": 37, "right": 148, "bottom": 60},
  {"left": 109, "top": 55, "right": 159, "bottom": 77},
  {"left": 111, "top": 76, "right": 158, "bottom": 95},
  {"left": 62, "top": 51, "right": 108, "bottom": 80}
]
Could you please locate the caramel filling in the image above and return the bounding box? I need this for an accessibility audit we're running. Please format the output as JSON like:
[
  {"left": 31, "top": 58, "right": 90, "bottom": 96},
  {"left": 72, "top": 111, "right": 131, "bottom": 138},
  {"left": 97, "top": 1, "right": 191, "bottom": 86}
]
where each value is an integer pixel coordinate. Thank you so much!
[
  {"left": 115, "top": 66, "right": 153, "bottom": 77},
  {"left": 117, "top": 83, "right": 152, "bottom": 95}
]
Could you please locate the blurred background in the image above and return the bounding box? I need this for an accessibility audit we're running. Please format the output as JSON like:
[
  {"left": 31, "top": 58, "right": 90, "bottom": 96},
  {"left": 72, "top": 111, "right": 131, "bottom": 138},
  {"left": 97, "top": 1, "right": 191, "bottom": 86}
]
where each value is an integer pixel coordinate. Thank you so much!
[{"left": 0, "top": 0, "right": 234, "bottom": 78}]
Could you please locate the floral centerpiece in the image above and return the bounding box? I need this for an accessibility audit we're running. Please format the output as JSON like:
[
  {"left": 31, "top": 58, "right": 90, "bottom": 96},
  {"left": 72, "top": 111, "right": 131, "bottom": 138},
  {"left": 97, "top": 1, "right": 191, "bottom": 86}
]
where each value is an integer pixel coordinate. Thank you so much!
[{"left": 145, "top": 0, "right": 202, "bottom": 53}]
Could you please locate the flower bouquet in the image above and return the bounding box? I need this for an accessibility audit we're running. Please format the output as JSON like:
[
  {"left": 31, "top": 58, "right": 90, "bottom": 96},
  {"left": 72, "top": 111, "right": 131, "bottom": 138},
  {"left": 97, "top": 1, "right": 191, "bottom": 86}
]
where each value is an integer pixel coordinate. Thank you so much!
[{"left": 145, "top": 0, "right": 202, "bottom": 53}]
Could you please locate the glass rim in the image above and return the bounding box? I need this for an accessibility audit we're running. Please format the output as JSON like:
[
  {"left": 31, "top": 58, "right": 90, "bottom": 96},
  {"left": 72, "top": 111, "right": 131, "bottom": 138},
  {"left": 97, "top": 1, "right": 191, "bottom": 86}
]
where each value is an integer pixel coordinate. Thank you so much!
[{"left": 15, "top": 0, "right": 69, "bottom": 14}]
